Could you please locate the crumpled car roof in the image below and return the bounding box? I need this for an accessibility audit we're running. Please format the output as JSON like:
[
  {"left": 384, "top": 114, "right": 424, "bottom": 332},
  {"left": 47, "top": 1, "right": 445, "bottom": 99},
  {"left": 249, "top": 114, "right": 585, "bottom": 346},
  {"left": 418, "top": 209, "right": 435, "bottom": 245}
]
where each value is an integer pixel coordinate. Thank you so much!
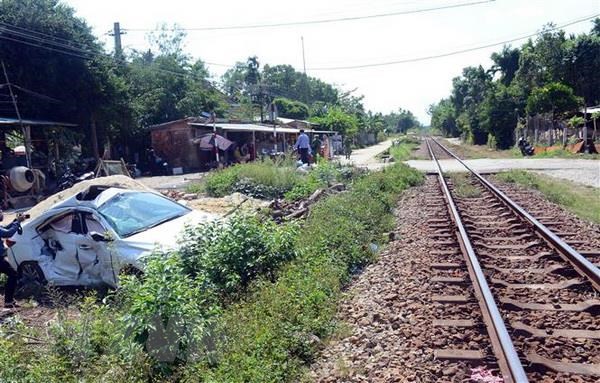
[
  {"left": 50, "top": 187, "right": 134, "bottom": 211},
  {"left": 26, "top": 175, "right": 156, "bottom": 219}
]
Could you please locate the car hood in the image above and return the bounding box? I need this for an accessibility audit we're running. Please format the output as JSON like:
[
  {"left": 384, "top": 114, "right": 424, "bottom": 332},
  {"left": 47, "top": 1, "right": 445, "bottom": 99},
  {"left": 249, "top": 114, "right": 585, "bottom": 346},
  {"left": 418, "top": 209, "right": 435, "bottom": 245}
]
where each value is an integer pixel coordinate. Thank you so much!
[{"left": 123, "top": 209, "right": 218, "bottom": 251}]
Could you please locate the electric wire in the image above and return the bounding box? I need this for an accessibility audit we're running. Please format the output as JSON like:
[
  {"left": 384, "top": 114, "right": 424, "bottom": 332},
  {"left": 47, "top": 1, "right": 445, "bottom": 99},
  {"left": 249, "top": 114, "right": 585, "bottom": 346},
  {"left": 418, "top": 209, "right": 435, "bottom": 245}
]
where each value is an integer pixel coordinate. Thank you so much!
[
  {"left": 1, "top": 12, "right": 597, "bottom": 76},
  {"left": 307, "top": 13, "right": 600, "bottom": 70},
  {"left": 0, "top": 21, "right": 96, "bottom": 50},
  {"left": 124, "top": 0, "right": 495, "bottom": 31}
]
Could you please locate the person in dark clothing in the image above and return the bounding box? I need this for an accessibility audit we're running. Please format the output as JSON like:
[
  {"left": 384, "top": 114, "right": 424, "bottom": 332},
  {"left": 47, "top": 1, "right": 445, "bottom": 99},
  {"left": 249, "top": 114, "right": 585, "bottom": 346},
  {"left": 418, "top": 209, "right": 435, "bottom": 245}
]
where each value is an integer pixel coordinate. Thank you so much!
[
  {"left": 311, "top": 135, "right": 322, "bottom": 162},
  {"left": 0, "top": 211, "right": 25, "bottom": 308}
]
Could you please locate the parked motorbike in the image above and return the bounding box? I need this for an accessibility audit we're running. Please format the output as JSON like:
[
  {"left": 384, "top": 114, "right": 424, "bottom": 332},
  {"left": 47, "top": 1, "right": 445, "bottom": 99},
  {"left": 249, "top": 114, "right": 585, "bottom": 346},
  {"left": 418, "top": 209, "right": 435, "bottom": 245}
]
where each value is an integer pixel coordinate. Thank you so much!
[
  {"left": 518, "top": 137, "right": 534, "bottom": 156},
  {"left": 145, "top": 149, "right": 170, "bottom": 176},
  {"left": 53, "top": 167, "right": 95, "bottom": 193}
]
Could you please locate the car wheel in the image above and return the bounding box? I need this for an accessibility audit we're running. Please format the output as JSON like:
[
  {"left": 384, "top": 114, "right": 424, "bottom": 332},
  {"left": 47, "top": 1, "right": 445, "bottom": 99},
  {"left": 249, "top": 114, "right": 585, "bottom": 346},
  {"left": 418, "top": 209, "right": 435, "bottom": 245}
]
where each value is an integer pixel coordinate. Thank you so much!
[{"left": 16, "top": 261, "right": 47, "bottom": 299}]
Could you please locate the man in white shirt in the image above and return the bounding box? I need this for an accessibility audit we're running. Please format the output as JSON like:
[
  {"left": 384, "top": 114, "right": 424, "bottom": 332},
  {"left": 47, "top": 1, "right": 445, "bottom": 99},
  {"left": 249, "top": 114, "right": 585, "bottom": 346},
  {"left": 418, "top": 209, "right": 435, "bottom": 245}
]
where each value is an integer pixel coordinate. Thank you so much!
[{"left": 294, "top": 129, "right": 311, "bottom": 164}]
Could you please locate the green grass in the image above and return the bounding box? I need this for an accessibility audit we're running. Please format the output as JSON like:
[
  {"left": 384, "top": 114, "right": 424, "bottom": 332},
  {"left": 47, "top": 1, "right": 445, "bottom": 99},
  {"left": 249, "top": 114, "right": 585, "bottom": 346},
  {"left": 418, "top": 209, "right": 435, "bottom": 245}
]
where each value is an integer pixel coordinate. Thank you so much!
[
  {"left": 187, "top": 163, "right": 423, "bottom": 382},
  {"left": 189, "top": 159, "right": 304, "bottom": 199},
  {"left": 532, "top": 149, "right": 600, "bottom": 160},
  {"left": 496, "top": 170, "right": 600, "bottom": 224},
  {"left": 188, "top": 160, "right": 360, "bottom": 201},
  {"left": 447, "top": 172, "right": 481, "bottom": 198},
  {"left": 388, "top": 136, "right": 421, "bottom": 161}
]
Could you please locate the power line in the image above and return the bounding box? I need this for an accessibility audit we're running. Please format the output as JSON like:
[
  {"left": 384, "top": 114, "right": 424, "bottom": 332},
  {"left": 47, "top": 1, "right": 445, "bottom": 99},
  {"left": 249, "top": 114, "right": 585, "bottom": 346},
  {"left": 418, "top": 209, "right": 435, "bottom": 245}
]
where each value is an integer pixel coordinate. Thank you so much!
[
  {"left": 0, "top": 34, "right": 95, "bottom": 60},
  {"left": 0, "top": 26, "right": 220, "bottom": 87},
  {"left": 124, "top": 0, "right": 495, "bottom": 31},
  {"left": 2, "top": 12, "right": 597, "bottom": 78},
  {"left": 306, "top": 13, "right": 600, "bottom": 70},
  {"left": 0, "top": 21, "right": 96, "bottom": 50}
]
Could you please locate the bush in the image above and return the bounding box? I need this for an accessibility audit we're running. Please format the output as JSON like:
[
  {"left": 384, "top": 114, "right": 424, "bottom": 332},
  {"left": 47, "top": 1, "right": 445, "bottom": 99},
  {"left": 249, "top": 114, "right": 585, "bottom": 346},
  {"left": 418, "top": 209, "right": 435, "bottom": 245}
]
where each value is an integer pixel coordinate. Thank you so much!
[
  {"left": 179, "top": 214, "right": 299, "bottom": 296},
  {"left": 203, "top": 167, "right": 240, "bottom": 197},
  {"left": 202, "top": 161, "right": 304, "bottom": 199},
  {"left": 283, "top": 162, "right": 340, "bottom": 201},
  {"left": 0, "top": 296, "right": 150, "bottom": 382},
  {"left": 120, "top": 254, "right": 220, "bottom": 378}
]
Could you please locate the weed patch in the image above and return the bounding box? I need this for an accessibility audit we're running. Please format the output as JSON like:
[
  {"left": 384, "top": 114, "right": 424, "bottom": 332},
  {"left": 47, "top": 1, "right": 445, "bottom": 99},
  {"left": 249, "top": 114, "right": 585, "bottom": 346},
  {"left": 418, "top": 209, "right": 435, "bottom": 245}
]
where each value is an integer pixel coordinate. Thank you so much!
[
  {"left": 448, "top": 172, "right": 482, "bottom": 198},
  {"left": 496, "top": 170, "right": 600, "bottom": 224},
  {"left": 388, "top": 136, "right": 421, "bottom": 161}
]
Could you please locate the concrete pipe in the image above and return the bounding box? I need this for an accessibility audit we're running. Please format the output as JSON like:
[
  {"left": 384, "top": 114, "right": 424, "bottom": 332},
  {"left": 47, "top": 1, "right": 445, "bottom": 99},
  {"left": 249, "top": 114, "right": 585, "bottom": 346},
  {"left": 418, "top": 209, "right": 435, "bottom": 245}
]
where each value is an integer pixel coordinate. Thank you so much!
[{"left": 9, "top": 166, "right": 35, "bottom": 192}]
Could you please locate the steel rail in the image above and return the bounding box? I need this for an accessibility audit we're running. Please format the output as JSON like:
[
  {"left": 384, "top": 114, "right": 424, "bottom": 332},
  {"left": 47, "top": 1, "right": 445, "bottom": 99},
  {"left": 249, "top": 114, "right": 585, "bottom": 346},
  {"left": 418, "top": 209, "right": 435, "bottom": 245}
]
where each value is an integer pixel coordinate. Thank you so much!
[
  {"left": 426, "top": 139, "right": 529, "bottom": 383},
  {"left": 430, "top": 138, "right": 600, "bottom": 291}
]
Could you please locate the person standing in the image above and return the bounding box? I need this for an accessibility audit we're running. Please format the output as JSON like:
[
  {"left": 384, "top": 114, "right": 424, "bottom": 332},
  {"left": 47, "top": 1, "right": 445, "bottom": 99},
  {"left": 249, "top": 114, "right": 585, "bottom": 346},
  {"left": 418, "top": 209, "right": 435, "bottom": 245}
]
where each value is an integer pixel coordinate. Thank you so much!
[
  {"left": 294, "top": 129, "right": 311, "bottom": 164},
  {"left": 311, "top": 135, "right": 322, "bottom": 162},
  {"left": 344, "top": 137, "right": 353, "bottom": 160},
  {"left": 0, "top": 211, "right": 25, "bottom": 308}
]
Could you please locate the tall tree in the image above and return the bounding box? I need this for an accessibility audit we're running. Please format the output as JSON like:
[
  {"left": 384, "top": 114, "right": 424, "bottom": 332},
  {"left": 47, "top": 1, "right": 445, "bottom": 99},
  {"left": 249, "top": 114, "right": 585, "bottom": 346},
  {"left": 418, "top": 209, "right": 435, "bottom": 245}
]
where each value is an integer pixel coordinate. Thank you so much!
[
  {"left": 526, "top": 82, "right": 582, "bottom": 145},
  {"left": 490, "top": 45, "right": 520, "bottom": 86},
  {"left": 451, "top": 66, "right": 492, "bottom": 144}
]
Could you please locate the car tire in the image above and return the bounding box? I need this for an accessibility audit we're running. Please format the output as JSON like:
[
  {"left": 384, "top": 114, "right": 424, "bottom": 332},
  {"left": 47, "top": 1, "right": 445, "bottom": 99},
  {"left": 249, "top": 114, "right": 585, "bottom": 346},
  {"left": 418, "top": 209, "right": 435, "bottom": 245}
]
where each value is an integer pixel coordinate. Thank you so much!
[{"left": 15, "top": 261, "right": 47, "bottom": 299}]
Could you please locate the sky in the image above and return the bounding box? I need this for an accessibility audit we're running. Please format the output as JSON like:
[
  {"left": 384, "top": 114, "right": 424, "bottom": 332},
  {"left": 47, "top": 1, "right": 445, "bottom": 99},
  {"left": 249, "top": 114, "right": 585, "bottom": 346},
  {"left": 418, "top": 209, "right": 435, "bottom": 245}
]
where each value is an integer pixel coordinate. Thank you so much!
[{"left": 63, "top": 0, "right": 600, "bottom": 124}]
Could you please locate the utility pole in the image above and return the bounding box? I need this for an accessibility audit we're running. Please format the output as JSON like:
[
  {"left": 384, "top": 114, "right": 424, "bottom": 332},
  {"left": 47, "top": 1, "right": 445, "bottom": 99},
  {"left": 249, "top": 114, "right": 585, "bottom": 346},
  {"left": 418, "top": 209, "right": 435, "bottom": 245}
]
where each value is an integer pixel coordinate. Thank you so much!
[
  {"left": 301, "top": 36, "right": 307, "bottom": 75},
  {"left": 1, "top": 60, "right": 31, "bottom": 168},
  {"left": 301, "top": 37, "right": 309, "bottom": 104},
  {"left": 109, "top": 22, "right": 126, "bottom": 57}
]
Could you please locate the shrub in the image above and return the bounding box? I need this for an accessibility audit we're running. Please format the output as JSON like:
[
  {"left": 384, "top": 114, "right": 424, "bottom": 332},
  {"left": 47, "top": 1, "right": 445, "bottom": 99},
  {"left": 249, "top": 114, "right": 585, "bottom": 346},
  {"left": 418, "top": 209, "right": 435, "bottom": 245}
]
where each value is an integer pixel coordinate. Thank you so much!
[
  {"left": 284, "top": 176, "right": 321, "bottom": 201},
  {"left": 202, "top": 160, "right": 304, "bottom": 199},
  {"left": 203, "top": 167, "right": 240, "bottom": 197},
  {"left": 179, "top": 214, "right": 299, "bottom": 296},
  {"left": 121, "top": 254, "right": 219, "bottom": 374},
  {"left": 236, "top": 161, "right": 302, "bottom": 196}
]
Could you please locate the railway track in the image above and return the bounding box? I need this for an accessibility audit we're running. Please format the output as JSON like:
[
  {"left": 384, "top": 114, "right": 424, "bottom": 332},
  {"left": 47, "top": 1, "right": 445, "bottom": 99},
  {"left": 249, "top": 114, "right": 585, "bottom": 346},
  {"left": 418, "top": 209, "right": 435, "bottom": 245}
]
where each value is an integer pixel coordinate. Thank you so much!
[{"left": 424, "top": 137, "right": 600, "bottom": 382}]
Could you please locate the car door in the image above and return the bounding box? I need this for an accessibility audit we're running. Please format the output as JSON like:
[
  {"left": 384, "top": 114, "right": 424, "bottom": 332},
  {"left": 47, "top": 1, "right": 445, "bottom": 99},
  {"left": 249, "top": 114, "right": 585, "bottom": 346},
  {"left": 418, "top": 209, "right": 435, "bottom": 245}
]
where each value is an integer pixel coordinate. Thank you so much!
[
  {"left": 38, "top": 211, "right": 114, "bottom": 286},
  {"left": 78, "top": 213, "right": 117, "bottom": 286},
  {"left": 40, "top": 212, "right": 82, "bottom": 283}
]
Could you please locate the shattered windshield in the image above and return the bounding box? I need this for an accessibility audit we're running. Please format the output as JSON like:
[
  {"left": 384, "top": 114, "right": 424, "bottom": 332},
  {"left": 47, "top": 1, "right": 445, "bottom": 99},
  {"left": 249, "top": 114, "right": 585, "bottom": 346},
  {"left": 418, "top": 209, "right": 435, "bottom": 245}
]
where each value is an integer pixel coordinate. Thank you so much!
[{"left": 98, "top": 192, "right": 190, "bottom": 238}]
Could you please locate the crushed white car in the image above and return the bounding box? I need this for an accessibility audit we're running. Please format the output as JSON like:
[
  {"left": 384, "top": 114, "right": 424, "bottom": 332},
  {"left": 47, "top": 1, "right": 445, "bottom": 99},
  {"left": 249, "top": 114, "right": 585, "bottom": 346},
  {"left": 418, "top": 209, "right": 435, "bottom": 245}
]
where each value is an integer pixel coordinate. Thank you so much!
[{"left": 6, "top": 185, "right": 217, "bottom": 289}]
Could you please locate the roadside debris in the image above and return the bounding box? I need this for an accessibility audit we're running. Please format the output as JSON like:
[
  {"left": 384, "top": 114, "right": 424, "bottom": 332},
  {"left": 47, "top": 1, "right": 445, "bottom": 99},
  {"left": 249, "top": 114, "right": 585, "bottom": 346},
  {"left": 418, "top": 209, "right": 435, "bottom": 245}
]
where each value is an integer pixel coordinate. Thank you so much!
[
  {"left": 160, "top": 190, "right": 270, "bottom": 216},
  {"left": 269, "top": 183, "right": 346, "bottom": 221}
]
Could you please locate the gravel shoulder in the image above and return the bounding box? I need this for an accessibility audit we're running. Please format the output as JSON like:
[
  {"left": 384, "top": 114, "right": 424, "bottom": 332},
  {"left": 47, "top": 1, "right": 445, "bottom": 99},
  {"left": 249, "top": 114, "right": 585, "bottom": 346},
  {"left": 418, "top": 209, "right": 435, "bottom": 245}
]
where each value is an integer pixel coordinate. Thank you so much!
[
  {"left": 309, "top": 178, "right": 495, "bottom": 382},
  {"left": 309, "top": 174, "right": 600, "bottom": 382}
]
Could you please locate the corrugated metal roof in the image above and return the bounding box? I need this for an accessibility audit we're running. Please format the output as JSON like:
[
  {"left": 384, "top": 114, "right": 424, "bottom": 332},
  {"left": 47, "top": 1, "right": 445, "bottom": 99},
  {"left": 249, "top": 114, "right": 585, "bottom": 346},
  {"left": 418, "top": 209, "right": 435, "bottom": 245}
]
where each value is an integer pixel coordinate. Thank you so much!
[
  {"left": 0, "top": 117, "right": 77, "bottom": 127},
  {"left": 276, "top": 117, "right": 315, "bottom": 126},
  {"left": 582, "top": 105, "right": 600, "bottom": 114},
  {"left": 190, "top": 123, "right": 301, "bottom": 134}
]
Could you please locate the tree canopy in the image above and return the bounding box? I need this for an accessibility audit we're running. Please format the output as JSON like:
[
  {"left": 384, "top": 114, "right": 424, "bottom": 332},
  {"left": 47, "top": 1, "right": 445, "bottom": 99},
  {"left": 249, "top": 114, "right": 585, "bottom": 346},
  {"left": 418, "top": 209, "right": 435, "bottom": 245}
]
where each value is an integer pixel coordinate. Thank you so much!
[{"left": 430, "top": 19, "right": 599, "bottom": 149}]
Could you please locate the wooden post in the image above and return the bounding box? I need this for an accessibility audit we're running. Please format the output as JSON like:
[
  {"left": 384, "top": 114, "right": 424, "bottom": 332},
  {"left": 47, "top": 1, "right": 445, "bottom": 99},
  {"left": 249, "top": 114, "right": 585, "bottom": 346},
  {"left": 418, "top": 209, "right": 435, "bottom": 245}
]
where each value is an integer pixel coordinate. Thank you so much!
[
  {"left": 583, "top": 105, "right": 588, "bottom": 153},
  {"left": 90, "top": 115, "right": 100, "bottom": 161},
  {"left": 534, "top": 116, "right": 538, "bottom": 144},
  {"left": 252, "top": 130, "right": 256, "bottom": 160}
]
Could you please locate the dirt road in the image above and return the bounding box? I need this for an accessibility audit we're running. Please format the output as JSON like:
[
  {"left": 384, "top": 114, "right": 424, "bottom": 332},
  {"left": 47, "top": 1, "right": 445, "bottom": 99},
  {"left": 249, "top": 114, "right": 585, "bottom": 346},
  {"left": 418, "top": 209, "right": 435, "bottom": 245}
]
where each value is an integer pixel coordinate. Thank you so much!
[{"left": 338, "top": 139, "right": 393, "bottom": 169}]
